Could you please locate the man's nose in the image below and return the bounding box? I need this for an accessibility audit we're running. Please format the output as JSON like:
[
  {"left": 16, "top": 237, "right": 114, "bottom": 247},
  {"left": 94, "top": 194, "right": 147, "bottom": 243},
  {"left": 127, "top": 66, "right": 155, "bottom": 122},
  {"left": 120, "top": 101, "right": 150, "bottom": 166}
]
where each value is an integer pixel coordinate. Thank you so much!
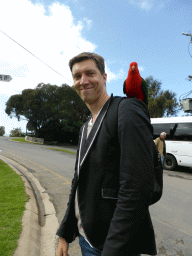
[{"left": 80, "top": 74, "right": 89, "bottom": 85}]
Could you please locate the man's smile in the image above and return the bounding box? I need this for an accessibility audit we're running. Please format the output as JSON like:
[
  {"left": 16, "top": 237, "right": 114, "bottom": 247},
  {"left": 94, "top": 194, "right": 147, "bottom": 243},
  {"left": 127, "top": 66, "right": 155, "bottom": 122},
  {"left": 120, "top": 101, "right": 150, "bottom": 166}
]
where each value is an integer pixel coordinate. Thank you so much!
[{"left": 80, "top": 87, "right": 93, "bottom": 91}]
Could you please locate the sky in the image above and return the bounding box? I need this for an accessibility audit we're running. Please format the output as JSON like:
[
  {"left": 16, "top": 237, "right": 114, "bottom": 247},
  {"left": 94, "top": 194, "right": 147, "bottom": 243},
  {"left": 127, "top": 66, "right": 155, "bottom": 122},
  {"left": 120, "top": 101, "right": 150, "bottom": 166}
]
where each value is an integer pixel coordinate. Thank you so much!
[{"left": 0, "top": 0, "right": 192, "bottom": 136}]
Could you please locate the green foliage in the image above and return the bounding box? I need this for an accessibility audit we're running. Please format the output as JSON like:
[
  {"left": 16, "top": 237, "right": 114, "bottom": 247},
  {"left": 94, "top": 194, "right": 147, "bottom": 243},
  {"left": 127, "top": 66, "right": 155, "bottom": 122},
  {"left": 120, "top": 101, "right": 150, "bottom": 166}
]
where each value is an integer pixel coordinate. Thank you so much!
[
  {"left": 6, "top": 83, "right": 90, "bottom": 143},
  {"left": 0, "top": 126, "right": 5, "bottom": 136},
  {"left": 0, "top": 160, "right": 29, "bottom": 256},
  {"left": 146, "top": 76, "right": 179, "bottom": 118},
  {"left": 5, "top": 94, "right": 23, "bottom": 120},
  {"left": 10, "top": 128, "right": 25, "bottom": 137}
]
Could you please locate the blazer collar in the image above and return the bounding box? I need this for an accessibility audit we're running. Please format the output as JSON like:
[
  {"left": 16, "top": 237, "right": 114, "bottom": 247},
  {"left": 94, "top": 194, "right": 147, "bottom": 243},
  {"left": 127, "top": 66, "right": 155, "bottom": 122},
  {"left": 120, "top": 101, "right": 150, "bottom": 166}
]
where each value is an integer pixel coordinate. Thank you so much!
[{"left": 79, "top": 94, "right": 113, "bottom": 168}]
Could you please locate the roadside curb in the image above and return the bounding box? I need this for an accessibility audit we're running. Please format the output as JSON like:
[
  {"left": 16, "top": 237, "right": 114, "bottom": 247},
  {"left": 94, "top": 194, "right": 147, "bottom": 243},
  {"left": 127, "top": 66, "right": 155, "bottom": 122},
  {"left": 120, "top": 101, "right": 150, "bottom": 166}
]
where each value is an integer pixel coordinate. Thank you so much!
[{"left": 0, "top": 155, "right": 59, "bottom": 256}]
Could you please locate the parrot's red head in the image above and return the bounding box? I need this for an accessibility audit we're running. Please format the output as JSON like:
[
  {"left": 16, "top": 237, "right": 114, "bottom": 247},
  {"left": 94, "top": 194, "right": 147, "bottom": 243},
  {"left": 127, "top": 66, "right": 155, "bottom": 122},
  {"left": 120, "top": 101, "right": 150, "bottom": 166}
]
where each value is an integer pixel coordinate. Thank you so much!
[
  {"left": 127, "top": 62, "right": 140, "bottom": 78},
  {"left": 129, "top": 62, "right": 139, "bottom": 72},
  {"left": 125, "top": 61, "right": 142, "bottom": 88}
]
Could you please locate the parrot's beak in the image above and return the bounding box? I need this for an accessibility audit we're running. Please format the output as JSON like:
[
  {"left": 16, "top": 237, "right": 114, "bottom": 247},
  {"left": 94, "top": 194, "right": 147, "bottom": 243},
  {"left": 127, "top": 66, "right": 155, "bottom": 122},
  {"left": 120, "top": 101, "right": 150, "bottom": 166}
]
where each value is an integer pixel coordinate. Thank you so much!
[{"left": 131, "top": 66, "right": 136, "bottom": 71}]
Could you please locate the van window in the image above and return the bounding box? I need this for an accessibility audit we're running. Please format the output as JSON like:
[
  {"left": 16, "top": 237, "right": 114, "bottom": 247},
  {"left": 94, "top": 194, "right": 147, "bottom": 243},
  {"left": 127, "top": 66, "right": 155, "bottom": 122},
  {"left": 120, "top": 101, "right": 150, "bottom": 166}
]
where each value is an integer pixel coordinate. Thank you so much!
[
  {"left": 152, "top": 123, "right": 175, "bottom": 140},
  {"left": 173, "top": 123, "right": 192, "bottom": 141}
]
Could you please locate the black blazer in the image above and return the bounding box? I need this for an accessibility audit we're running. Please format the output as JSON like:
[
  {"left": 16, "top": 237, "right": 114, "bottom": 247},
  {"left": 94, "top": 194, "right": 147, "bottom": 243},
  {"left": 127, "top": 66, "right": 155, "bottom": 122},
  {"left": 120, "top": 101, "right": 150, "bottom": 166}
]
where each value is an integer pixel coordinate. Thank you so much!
[{"left": 57, "top": 95, "right": 157, "bottom": 256}]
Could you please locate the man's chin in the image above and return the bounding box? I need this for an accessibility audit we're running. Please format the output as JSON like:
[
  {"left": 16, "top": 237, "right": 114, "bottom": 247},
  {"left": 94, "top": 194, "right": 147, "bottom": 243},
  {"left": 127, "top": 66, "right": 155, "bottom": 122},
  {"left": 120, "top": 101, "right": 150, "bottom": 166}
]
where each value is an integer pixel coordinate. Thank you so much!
[
  {"left": 82, "top": 96, "right": 95, "bottom": 105},
  {"left": 80, "top": 92, "right": 93, "bottom": 102}
]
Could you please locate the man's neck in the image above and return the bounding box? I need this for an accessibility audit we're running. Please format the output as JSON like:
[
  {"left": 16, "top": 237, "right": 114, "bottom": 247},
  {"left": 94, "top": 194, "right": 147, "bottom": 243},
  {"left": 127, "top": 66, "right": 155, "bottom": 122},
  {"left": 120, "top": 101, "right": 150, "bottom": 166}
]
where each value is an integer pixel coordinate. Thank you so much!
[{"left": 87, "top": 93, "right": 110, "bottom": 123}]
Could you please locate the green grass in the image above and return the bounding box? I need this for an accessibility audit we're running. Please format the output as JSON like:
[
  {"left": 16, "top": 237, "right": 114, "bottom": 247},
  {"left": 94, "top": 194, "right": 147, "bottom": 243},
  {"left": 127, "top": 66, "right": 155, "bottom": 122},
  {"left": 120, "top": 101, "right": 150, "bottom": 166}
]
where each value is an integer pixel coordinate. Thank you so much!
[
  {"left": 11, "top": 138, "right": 40, "bottom": 144},
  {"left": 0, "top": 160, "right": 29, "bottom": 256},
  {"left": 46, "top": 147, "right": 76, "bottom": 155},
  {"left": 11, "top": 138, "right": 28, "bottom": 142}
]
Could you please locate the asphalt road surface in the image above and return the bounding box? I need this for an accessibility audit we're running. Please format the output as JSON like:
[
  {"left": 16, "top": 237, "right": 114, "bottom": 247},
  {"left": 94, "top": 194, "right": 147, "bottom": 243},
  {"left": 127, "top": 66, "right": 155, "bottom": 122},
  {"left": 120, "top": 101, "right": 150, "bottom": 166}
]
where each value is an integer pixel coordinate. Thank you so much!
[{"left": 0, "top": 136, "right": 192, "bottom": 256}]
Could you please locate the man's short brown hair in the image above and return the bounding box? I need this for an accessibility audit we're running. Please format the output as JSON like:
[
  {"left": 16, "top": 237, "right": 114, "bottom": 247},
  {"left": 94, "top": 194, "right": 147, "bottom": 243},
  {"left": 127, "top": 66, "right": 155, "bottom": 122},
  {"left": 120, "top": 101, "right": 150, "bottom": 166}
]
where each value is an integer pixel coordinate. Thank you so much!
[{"left": 69, "top": 52, "right": 105, "bottom": 74}]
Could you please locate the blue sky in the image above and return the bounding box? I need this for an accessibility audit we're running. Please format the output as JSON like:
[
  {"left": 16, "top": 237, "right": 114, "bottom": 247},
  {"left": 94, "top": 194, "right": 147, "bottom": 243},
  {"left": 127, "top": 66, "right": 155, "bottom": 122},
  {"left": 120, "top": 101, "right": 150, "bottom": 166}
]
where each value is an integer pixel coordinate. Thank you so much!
[{"left": 0, "top": 0, "right": 192, "bottom": 135}]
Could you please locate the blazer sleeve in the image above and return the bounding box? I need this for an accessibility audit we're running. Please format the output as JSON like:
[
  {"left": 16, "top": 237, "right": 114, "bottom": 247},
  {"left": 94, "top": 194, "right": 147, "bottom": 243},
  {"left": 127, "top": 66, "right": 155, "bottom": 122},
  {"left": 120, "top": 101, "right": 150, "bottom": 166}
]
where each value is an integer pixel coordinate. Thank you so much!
[
  {"left": 56, "top": 125, "right": 83, "bottom": 242},
  {"left": 101, "top": 98, "right": 154, "bottom": 255}
]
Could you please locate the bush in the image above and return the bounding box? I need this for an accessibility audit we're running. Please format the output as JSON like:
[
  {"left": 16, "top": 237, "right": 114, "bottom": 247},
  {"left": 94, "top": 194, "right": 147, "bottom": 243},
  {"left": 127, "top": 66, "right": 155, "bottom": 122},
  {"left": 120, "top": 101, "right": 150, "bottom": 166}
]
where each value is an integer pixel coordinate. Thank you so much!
[
  {"left": 9, "top": 128, "right": 25, "bottom": 137},
  {"left": 0, "top": 126, "right": 5, "bottom": 136}
]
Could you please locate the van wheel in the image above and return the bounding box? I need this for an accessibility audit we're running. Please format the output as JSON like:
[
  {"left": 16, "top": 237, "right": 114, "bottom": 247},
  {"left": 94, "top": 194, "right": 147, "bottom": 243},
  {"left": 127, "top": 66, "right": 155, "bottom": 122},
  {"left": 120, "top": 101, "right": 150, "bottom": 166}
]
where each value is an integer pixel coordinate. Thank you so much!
[{"left": 163, "top": 155, "right": 177, "bottom": 171}]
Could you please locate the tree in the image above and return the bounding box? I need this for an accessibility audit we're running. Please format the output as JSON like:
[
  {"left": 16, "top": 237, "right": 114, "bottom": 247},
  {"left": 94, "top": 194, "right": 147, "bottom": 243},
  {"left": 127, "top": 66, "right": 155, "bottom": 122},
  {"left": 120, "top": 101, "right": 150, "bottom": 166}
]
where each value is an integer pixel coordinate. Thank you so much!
[
  {"left": 0, "top": 126, "right": 5, "bottom": 136},
  {"left": 146, "top": 76, "right": 179, "bottom": 118},
  {"left": 6, "top": 83, "right": 90, "bottom": 143},
  {"left": 10, "top": 128, "right": 25, "bottom": 137}
]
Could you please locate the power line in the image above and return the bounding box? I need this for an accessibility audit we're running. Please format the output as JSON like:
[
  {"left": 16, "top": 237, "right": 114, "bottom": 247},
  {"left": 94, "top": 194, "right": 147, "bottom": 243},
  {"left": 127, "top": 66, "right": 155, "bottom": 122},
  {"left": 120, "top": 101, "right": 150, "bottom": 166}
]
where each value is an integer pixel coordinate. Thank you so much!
[
  {"left": 179, "top": 90, "right": 192, "bottom": 102},
  {"left": 0, "top": 29, "right": 73, "bottom": 84}
]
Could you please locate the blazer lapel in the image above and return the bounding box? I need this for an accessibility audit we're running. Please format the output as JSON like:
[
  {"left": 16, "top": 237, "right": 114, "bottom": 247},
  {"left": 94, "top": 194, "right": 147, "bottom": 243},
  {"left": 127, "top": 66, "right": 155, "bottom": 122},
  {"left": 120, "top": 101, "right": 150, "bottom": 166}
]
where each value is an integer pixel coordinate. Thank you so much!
[
  {"left": 79, "top": 94, "right": 113, "bottom": 168},
  {"left": 78, "top": 120, "right": 89, "bottom": 168}
]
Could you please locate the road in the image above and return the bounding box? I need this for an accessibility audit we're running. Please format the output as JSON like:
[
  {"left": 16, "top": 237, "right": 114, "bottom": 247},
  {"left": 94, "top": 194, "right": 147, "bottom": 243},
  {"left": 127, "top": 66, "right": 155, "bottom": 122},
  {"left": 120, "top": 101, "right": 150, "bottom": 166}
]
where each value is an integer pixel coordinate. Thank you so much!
[{"left": 0, "top": 136, "right": 192, "bottom": 256}]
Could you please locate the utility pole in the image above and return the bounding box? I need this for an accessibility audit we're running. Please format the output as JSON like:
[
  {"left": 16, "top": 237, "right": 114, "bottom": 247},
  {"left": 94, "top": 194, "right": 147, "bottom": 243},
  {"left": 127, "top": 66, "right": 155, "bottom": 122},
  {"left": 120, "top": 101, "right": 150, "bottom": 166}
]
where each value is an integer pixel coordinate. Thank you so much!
[
  {"left": 180, "top": 33, "right": 192, "bottom": 112},
  {"left": 182, "top": 32, "right": 192, "bottom": 80}
]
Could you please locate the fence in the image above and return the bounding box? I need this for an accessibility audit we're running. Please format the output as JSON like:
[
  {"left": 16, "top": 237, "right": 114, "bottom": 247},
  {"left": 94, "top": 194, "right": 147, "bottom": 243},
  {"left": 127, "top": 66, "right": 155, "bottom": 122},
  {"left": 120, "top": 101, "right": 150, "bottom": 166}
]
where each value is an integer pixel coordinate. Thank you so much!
[{"left": 25, "top": 136, "right": 44, "bottom": 144}]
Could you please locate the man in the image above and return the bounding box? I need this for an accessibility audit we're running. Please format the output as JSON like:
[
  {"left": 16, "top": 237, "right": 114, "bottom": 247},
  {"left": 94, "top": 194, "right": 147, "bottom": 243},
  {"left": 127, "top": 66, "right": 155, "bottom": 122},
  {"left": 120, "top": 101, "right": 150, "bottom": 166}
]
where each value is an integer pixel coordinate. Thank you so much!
[
  {"left": 155, "top": 132, "right": 167, "bottom": 164},
  {"left": 56, "top": 52, "right": 157, "bottom": 256}
]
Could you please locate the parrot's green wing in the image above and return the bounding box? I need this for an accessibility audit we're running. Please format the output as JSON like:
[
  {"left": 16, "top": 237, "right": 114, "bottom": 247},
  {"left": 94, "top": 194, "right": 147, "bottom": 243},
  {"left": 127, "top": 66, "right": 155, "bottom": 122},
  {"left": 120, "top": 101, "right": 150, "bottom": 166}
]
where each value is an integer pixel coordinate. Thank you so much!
[
  {"left": 141, "top": 78, "right": 148, "bottom": 106},
  {"left": 123, "top": 80, "right": 126, "bottom": 95}
]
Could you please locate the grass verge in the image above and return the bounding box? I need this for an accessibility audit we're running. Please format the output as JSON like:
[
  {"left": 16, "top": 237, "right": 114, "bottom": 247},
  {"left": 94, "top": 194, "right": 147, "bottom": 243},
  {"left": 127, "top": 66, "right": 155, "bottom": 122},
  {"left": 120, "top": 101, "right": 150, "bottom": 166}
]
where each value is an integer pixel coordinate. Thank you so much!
[
  {"left": 11, "top": 138, "right": 77, "bottom": 154},
  {"left": 46, "top": 147, "right": 76, "bottom": 155},
  {"left": 11, "top": 137, "right": 27, "bottom": 142},
  {"left": 0, "top": 160, "right": 29, "bottom": 256},
  {"left": 11, "top": 138, "right": 40, "bottom": 144}
]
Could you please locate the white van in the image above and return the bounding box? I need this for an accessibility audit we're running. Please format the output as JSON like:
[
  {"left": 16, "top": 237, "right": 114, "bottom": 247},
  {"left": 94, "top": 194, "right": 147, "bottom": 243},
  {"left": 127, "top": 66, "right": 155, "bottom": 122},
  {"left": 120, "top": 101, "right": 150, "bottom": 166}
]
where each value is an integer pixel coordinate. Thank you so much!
[{"left": 151, "top": 116, "right": 192, "bottom": 170}]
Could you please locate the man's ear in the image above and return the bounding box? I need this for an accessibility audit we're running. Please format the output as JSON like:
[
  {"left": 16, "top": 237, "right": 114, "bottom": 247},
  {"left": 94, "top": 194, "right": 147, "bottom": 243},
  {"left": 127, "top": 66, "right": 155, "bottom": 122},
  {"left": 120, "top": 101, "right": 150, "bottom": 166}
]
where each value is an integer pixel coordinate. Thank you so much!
[{"left": 103, "top": 73, "right": 107, "bottom": 83}]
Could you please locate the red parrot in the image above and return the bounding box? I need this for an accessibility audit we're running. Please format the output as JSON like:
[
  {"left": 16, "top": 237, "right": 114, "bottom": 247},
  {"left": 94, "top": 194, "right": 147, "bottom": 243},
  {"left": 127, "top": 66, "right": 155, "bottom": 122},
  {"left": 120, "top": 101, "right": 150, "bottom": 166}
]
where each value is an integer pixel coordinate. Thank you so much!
[{"left": 123, "top": 62, "right": 148, "bottom": 105}]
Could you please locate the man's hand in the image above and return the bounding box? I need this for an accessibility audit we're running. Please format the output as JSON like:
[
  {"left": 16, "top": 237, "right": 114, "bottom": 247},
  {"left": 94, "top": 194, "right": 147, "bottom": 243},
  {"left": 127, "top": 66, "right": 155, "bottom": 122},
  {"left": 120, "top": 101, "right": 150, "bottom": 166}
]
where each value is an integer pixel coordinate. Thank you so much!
[{"left": 56, "top": 237, "right": 70, "bottom": 256}]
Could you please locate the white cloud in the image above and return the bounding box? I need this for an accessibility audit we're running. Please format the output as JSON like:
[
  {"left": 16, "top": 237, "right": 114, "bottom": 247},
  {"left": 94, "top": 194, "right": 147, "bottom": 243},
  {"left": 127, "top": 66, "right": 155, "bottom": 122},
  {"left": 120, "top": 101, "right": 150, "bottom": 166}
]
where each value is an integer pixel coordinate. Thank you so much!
[
  {"left": 0, "top": 0, "right": 97, "bottom": 134},
  {"left": 83, "top": 17, "right": 93, "bottom": 30},
  {"left": 129, "top": 0, "right": 169, "bottom": 11},
  {"left": 0, "top": 0, "right": 96, "bottom": 96},
  {"left": 140, "top": 0, "right": 152, "bottom": 10},
  {"left": 0, "top": 0, "right": 125, "bottom": 135},
  {"left": 138, "top": 66, "right": 144, "bottom": 72},
  {"left": 129, "top": 0, "right": 152, "bottom": 11},
  {"left": 0, "top": 60, "right": 29, "bottom": 78},
  {"left": 106, "top": 66, "right": 125, "bottom": 82}
]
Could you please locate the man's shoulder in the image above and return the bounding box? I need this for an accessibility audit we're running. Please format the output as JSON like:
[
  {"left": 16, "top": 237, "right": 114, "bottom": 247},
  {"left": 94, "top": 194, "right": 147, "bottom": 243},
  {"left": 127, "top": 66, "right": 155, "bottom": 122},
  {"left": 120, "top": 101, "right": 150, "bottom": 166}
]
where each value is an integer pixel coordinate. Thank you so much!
[
  {"left": 110, "top": 96, "right": 147, "bottom": 111},
  {"left": 119, "top": 97, "right": 147, "bottom": 108},
  {"left": 117, "top": 97, "right": 150, "bottom": 120}
]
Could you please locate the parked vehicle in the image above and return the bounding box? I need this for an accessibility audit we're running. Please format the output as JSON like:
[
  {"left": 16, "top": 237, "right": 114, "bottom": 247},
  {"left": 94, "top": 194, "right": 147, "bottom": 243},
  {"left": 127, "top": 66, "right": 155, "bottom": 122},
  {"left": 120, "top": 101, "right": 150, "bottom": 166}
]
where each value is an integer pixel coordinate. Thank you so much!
[{"left": 151, "top": 116, "right": 192, "bottom": 170}]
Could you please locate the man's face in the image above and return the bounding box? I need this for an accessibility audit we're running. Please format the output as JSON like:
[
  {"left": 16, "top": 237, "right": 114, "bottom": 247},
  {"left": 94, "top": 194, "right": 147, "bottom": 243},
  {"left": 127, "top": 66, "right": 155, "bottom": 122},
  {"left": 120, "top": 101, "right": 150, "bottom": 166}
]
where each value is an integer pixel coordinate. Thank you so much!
[
  {"left": 160, "top": 135, "right": 166, "bottom": 140},
  {"left": 72, "top": 59, "right": 107, "bottom": 104}
]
